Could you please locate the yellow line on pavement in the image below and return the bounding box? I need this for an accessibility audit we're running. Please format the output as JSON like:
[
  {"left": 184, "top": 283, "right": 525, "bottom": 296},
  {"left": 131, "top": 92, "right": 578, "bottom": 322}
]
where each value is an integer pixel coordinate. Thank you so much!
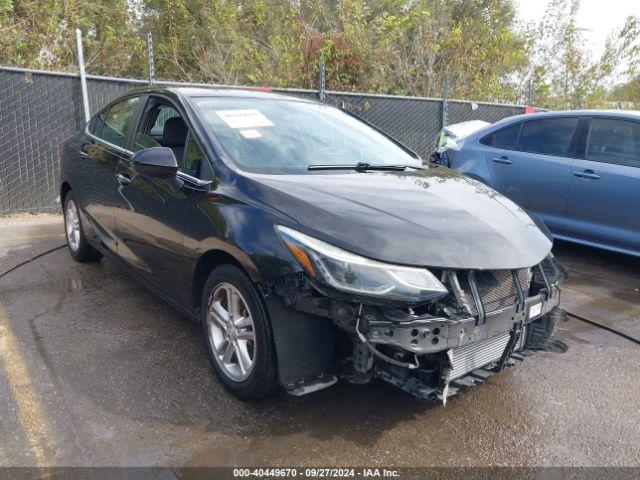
[{"left": 0, "top": 306, "right": 54, "bottom": 467}]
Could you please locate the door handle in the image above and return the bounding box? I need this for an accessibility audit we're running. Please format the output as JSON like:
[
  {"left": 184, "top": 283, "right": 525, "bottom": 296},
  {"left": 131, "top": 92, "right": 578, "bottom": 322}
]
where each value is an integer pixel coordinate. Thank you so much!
[
  {"left": 492, "top": 156, "right": 512, "bottom": 165},
  {"left": 116, "top": 173, "right": 131, "bottom": 186},
  {"left": 573, "top": 170, "right": 600, "bottom": 180}
]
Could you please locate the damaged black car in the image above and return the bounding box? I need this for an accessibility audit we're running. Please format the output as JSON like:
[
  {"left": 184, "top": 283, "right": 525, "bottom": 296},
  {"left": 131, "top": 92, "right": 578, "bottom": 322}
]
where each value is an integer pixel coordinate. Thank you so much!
[{"left": 59, "top": 87, "right": 566, "bottom": 402}]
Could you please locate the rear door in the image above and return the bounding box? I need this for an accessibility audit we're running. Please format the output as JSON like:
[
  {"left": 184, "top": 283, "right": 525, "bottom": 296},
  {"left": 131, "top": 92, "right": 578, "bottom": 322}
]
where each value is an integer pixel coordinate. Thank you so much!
[
  {"left": 483, "top": 117, "right": 579, "bottom": 233},
  {"left": 114, "top": 95, "right": 209, "bottom": 305},
  {"left": 78, "top": 96, "right": 142, "bottom": 252},
  {"left": 564, "top": 116, "right": 640, "bottom": 252}
]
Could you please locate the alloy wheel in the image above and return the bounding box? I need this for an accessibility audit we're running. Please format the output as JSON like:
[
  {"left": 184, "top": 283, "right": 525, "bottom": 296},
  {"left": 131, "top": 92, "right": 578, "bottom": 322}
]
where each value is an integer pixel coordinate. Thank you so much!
[
  {"left": 207, "top": 283, "right": 257, "bottom": 382},
  {"left": 65, "top": 199, "right": 81, "bottom": 252}
]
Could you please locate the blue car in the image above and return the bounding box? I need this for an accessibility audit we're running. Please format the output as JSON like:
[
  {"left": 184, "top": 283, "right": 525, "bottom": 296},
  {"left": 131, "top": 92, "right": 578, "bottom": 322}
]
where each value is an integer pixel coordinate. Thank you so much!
[{"left": 437, "top": 111, "right": 640, "bottom": 257}]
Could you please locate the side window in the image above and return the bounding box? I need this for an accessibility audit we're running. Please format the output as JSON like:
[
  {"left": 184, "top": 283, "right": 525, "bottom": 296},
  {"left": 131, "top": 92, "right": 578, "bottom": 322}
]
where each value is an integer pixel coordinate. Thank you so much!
[
  {"left": 491, "top": 123, "right": 521, "bottom": 149},
  {"left": 183, "top": 134, "right": 204, "bottom": 178},
  {"left": 92, "top": 97, "right": 140, "bottom": 149},
  {"left": 517, "top": 118, "right": 578, "bottom": 157},
  {"left": 133, "top": 104, "right": 181, "bottom": 152},
  {"left": 586, "top": 118, "right": 640, "bottom": 167},
  {"left": 479, "top": 133, "right": 492, "bottom": 146},
  {"left": 133, "top": 100, "right": 206, "bottom": 177},
  {"left": 150, "top": 106, "right": 181, "bottom": 137}
]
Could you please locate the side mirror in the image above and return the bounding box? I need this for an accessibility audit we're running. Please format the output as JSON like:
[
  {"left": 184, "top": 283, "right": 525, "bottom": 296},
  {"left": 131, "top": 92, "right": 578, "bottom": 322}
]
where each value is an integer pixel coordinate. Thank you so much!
[{"left": 131, "top": 147, "right": 178, "bottom": 177}]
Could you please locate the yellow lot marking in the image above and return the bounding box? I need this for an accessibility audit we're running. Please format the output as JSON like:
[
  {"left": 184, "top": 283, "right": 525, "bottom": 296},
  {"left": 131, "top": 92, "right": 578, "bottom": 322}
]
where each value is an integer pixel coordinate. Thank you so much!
[{"left": 0, "top": 306, "right": 54, "bottom": 466}]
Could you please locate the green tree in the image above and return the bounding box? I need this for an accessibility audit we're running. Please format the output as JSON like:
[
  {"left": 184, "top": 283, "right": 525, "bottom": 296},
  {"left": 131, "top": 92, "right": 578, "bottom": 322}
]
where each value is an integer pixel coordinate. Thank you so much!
[
  {"left": 0, "top": 0, "right": 145, "bottom": 76},
  {"left": 0, "top": 0, "right": 635, "bottom": 108}
]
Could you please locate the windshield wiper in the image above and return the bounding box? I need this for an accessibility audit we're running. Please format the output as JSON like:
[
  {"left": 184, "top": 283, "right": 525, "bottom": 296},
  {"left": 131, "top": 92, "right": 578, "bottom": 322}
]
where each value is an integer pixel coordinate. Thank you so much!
[{"left": 307, "top": 162, "right": 426, "bottom": 172}]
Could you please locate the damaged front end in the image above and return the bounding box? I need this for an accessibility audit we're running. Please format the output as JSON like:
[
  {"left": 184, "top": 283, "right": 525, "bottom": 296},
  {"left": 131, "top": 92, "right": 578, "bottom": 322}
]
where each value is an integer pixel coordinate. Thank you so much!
[{"left": 261, "top": 227, "right": 566, "bottom": 403}]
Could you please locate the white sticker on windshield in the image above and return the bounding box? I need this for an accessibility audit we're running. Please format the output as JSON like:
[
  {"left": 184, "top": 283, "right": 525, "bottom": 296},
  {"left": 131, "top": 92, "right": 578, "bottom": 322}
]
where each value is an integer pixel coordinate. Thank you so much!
[
  {"left": 215, "top": 109, "right": 274, "bottom": 129},
  {"left": 240, "top": 129, "right": 262, "bottom": 139}
]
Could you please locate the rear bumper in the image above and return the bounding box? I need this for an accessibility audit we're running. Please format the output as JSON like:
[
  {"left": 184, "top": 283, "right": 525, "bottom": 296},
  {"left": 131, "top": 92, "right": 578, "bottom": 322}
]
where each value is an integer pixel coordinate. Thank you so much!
[{"left": 366, "top": 285, "right": 560, "bottom": 355}]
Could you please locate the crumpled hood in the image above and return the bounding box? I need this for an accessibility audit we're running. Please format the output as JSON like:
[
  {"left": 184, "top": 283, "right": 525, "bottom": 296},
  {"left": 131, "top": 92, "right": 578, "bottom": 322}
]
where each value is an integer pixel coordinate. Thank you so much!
[{"left": 240, "top": 168, "right": 552, "bottom": 270}]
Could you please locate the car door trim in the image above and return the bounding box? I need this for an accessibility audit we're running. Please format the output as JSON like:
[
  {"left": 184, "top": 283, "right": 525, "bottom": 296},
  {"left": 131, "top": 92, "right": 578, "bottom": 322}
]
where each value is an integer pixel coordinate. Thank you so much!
[
  {"left": 85, "top": 128, "right": 134, "bottom": 157},
  {"left": 177, "top": 171, "right": 213, "bottom": 187},
  {"left": 87, "top": 115, "right": 211, "bottom": 187}
]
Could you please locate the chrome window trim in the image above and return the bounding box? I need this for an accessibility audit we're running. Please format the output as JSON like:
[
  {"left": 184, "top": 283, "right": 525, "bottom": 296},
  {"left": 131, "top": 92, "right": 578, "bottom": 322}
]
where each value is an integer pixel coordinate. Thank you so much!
[
  {"left": 177, "top": 171, "right": 212, "bottom": 187},
  {"left": 483, "top": 116, "right": 582, "bottom": 160},
  {"left": 85, "top": 127, "right": 134, "bottom": 156},
  {"left": 86, "top": 115, "right": 211, "bottom": 186}
]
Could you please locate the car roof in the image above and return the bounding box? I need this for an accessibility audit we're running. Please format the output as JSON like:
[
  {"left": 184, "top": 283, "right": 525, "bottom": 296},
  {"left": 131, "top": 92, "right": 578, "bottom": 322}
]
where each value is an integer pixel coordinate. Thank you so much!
[
  {"left": 491, "top": 109, "right": 640, "bottom": 128},
  {"left": 128, "top": 85, "right": 315, "bottom": 103}
]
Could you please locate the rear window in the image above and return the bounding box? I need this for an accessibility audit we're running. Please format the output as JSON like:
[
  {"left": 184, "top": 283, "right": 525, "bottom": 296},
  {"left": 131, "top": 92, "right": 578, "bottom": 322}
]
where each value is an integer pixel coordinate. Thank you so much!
[
  {"left": 586, "top": 118, "right": 640, "bottom": 167},
  {"left": 516, "top": 118, "right": 578, "bottom": 157},
  {"left": 484, "top": 122, "right": 521, "bottom": 149}
]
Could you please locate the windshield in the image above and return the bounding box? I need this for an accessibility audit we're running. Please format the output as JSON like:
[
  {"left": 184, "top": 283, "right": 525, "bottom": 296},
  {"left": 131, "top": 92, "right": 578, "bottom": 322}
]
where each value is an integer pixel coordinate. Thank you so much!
[{"left": 193, "top": 97, "right": 421, "bottom": 174}]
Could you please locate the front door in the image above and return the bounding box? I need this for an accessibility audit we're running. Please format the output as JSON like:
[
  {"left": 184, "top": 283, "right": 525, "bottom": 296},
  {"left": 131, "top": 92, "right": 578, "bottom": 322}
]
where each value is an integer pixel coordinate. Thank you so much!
[
  {"left": 564, "top": 117, "right": 640, "bottom": 253},
  {"left": 114, "top": 97, "right": 206, "bottom": 305}
]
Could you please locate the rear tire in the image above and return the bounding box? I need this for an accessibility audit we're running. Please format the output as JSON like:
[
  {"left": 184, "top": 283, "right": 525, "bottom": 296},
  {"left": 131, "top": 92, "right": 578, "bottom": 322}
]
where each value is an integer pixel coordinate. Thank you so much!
[
  {"left": 63, "top": 192, "right": 102, "bottom": 263},
  {"left": 201, "top": 264, "right": 277, "bottom": 399}
]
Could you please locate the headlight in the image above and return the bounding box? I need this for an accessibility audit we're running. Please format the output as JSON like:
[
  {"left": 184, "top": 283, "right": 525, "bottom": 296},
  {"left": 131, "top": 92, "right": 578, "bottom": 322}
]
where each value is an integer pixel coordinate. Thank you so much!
[{"left": 276, "top": 226, "right": 448, "bottom": 303}]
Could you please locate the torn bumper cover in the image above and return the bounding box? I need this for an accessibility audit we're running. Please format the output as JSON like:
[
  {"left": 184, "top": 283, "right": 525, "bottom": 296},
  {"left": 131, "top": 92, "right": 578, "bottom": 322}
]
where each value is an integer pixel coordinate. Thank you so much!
[
  {"left": 366, "top": 288, "right": 558, "bottom": 356},
  {"left": 262, "top": 251, "right": 566, "bottom": 403},
  {"left": 367, "top": 285, "right": 560, "bottom": 402},
  {"left": 361, "top": 258, "right": 565, "bottom": 402}
]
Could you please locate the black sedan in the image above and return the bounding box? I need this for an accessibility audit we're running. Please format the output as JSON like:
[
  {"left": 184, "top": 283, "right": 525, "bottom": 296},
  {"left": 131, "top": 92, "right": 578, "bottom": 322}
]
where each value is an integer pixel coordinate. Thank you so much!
[{"left": 59, "top": 87, "right": 565, "bottom": 401}]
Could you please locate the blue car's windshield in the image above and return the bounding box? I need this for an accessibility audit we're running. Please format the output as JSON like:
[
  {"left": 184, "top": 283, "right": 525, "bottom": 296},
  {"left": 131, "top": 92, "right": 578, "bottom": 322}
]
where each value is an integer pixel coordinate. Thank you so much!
[{"left": 193, "top": 97, "right": 420, "bottom": 174}]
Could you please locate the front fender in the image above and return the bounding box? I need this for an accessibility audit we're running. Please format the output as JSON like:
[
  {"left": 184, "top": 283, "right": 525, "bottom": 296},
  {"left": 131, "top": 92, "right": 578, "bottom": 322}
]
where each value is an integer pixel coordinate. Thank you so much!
[
  {"left": 184, "top": 190, "right": 334, "bottom": 386},
  {"left": 184, "top": 188, "right": 301, "bottom": 283}
]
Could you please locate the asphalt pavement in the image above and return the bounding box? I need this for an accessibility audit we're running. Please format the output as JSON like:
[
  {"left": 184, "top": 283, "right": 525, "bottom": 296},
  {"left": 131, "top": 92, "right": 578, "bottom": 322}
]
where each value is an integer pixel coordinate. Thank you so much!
[{"left": 1, "top": 215, "right": 639, "bottom": 467}]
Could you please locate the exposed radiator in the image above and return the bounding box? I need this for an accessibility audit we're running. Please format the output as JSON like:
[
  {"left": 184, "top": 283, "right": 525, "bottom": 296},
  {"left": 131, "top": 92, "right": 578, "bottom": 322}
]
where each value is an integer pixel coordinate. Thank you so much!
[
  {"left": 458, "top": 268, "right": 530, "bottom": 314},
  {"left": 445, "top": 328, "right": 524, "bottom": 382}
]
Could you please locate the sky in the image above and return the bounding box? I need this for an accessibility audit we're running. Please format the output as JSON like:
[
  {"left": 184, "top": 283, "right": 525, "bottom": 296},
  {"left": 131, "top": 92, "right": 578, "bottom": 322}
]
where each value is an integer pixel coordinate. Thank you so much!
[{"left": 516, "top": 0, "right": 638, "bottom": 59}]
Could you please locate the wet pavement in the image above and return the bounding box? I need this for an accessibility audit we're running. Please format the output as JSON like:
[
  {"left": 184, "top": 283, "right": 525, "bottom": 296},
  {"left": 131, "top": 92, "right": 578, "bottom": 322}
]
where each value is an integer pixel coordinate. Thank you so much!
[{"left": 0, "top": 215, "right": 639, "bottom": 467}]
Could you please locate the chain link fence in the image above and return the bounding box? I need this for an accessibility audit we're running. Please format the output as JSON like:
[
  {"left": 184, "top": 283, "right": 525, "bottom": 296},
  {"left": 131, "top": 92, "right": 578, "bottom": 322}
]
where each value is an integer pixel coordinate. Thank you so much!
[{"left": 0, "top": 66, "right": 526, "bottom": 215}]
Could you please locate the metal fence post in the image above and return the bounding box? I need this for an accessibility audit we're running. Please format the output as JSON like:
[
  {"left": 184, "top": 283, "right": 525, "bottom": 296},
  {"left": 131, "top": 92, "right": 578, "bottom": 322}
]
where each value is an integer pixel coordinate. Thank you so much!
[
  {"left": 75, "top": 29, "right": 90, "bottom": 123},
  {"left": 318, "top": 52, "right": 326, "bottom": 103},
  {"left": 147, "top": 32, "right": 155, "bottom": 85},
  {"left": 441, "top": 74, "right": 449, "bottom": 129}
]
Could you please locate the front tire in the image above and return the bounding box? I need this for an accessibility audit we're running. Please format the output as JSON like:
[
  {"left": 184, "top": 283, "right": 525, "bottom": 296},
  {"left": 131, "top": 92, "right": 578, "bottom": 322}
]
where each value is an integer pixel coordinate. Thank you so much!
[
  {"left": 201, "top": 264, "right": 277, "bottom": 399},
  {"left": 63, "top": 192, "right": 102, "bottom": 262}
]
